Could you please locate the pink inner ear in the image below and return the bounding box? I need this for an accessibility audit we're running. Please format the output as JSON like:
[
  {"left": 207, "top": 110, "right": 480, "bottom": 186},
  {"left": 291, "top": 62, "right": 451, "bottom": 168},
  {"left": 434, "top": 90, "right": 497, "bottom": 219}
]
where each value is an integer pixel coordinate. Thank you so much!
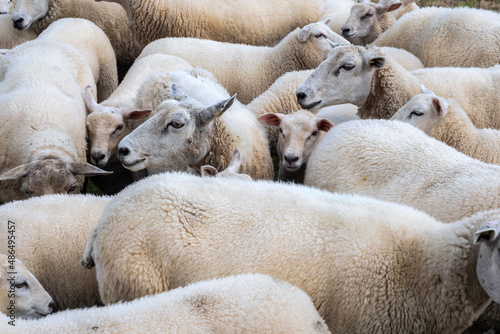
[
  {"left": 432, "top": 98, "right": 443, "bottom": 116},
  {"left": 318, "top": 119, "right": 334, "bottom": 132},
  {"left": 127, "top": 110, "right": 151, "bottom": 120},
  {"left": 387, "top": 3, "right": 403, "bottom": 11},
  {"left": 257, "top": 114, "right": 284, "bottom": 127}
]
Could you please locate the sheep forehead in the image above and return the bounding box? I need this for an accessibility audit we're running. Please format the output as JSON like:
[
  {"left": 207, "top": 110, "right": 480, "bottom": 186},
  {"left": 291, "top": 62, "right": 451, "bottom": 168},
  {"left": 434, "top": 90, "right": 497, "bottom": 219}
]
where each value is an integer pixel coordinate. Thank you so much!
[
  {"left": 326, "top": 46, "right": 364, "bottom": 68},
  {"left": 87, "top": 111, "right": 124, "bottom": 133},
  {"left": 282, "top": 113, "right": 318, "bottom": 134},
  {"left": 351, "top": 3, "right": 375, "bottom": 15},
  {"left": 23, "top": 159, "right": 75, "bottom": 194}
]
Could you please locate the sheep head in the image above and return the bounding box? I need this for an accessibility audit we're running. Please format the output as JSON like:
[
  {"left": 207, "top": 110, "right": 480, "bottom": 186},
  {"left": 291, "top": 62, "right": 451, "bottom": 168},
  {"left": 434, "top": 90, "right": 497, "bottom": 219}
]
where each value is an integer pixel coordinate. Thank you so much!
[
  {"left": 11, "top": 0, "right": 49, "bottom": 30},
  {"left": 118, "top": 84, "right": 236, "bottom": 174},
  {"left": 296, "top": 45, "right": 386, "bottom": 111},
  {"left": 474, "top": 219, "right": 500, "bottom": 304}
]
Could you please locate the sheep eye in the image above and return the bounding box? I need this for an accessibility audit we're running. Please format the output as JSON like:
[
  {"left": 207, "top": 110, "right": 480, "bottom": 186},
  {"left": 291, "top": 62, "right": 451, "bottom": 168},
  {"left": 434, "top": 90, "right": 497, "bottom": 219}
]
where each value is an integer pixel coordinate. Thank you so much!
[
  {"left": 362, "top": 13, "right": 374, "bottom": 19},
  {"left": 15, "top": 282, "right": 28, "bottom": 289},
  {"left": 170, "top": 121, "right": 184, "bottom": 129},
  {"left": 67, "top": 184, "right": 77, "bottom": 193},
  {"left": 343, "top": 64, "right": 355, "bottom": 71},
  {"left": 311, "top": 130, "right": 318, "bottom": 137},
  {"left": 315, "top": 33, "right": 326, "bottom": 38},
  {"left": 410, "top": 111, "right": 424, "bottom": 117},
  {"left": 116, "top": 124, "right": 124, "bottom": 131}
]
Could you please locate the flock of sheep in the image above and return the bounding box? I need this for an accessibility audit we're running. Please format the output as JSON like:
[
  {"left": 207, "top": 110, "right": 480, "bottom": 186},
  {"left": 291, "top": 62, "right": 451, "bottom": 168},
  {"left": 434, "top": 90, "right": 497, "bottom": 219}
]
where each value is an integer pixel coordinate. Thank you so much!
[{"left": 0, "top": 0, "right": 499, "bottom": 332}]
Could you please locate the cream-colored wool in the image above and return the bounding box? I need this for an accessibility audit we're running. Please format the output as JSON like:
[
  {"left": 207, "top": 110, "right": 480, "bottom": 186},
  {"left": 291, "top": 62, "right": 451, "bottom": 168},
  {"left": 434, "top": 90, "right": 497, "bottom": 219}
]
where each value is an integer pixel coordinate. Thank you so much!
[
  {"left": 0, "top": 15, "right": 37, "bottom": 49},
  {"left": 1, "top": 274, "right": 330, "bottom": 334},
  {"left": 98, "top": 0, "right": 325, "bottom": 47},
  {"left": 137, "top": 20, "right": 348, "bottom": 104},
  {"left": 37, "top": 18, "right": 118, "bottom": 102},
  {"left": 11, "top": 0, "right": 139, "bottom": 64},
  {"left": 305, "top": 119, "right": 500, "bottom": 223},
  {"left": 0, "top": 194, "right": 111, "bottom": 310},
  {"left": 392, "top": 93, "right": 500, "bottom": 165},
  {"left": 296, "top": 45, "right": 499, "bottom": 129},
  {"left": 372, "top": 6, "right": 500, "bottom": 68},
  {"left": 88, "top": 171, "right": 500, "bottom": 333}
]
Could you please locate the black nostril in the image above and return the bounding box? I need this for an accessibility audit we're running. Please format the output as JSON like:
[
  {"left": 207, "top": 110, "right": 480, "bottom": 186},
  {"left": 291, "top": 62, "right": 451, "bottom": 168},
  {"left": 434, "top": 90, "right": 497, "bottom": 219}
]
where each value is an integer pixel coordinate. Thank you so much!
[
  {"left": 285, "top": 155, "right": 299, "bottom": 164},
  {"left": 48, "top": 302, "right": 55, "bottom": 311},
  {"left": 118, "top": 147, "right": 129, "bottom": 157},
  {"left": 342, "top": 27, "right": 350, "bottom": 33},
  {"left": 13, "top": 17, "right": 24, "bottom": 29},
  {"left": 296, "top": 92, "right": 306, "bottom": 101},
  {"left": 92, "top": 153, "right": 105, "bottom": 162}
]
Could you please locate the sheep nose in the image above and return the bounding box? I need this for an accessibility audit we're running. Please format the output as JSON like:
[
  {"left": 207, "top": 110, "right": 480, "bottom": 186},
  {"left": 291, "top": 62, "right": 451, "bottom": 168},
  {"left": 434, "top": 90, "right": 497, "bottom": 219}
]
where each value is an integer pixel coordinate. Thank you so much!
[
  {"left": 12, "top": 17, "right": 24, "bottom": 30},
  {"left": 48, "top": 301, "right": 55, "bottom": 313},
  {"left": 284, "top": 154, "right": 299, "bottom": 164},
  {"left": 296, "top": 92, "right": 306, "bottom": 104},
  {"left": 118, "top": 147, "right": 130, "bottom": 158},
  {"left": 341, "top": 27, "right": 351, "bottom": 36},
  {"left": 92, "top": 152, "right": 106, "bottom": 165}
]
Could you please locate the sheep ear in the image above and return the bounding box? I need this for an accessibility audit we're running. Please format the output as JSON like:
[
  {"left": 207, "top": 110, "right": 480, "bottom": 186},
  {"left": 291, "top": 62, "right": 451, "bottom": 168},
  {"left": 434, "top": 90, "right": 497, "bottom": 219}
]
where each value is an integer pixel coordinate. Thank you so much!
[
  {"left": 121, "top": 108, "right": 152, "bottom": 120},
  {"left": 0, "top": 164, "right": 31, "bottom": 181},
  {"left": 170, "top": 84, "right": 188, "bottom": 102},
  {"left": 70, "top": 163, "right": 113, "bottom": 176},
  {"left": 420, "top": 84, "right": 436, "bottom": 96},
  {"left": 201, "top": 165, "right": 218, "bottom": 177},
  {"left": 368, "top": 56, "right": 386, "bottom": 69},
  {"left": 200, "top": 94, "right": 236, "bottom": 124},
  {"left": 327, "top": 40, "right": 343, "bottom": 48},
  {"left": 226, "top": 150, "right": 243, "bottom": 173},
  {"left": 322, "top": 17, "right": 332, "bottom": 25},
  {"left": 474, "top": 223, "right": 500, "bottom": 245},
  {"left": 431, "top": 97, "right": 448, "bottom": 118},
  {"left": 83, "top": 86, "right": 99, "bottom": 114},
  {"left": 257, "top": 113, "right": 286, "bottom": 127},
  {"left": 297, "top": 25, "right": 312, "bottom": 43},
  {"left": 317, "top": 119, "right": 335, "bottom": 132}
]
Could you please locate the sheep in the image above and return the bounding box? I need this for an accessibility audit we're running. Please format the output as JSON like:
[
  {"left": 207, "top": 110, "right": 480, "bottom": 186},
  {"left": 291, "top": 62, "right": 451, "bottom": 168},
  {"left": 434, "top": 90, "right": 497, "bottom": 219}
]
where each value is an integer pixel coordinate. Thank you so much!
[
  {"left": 392, "top": 85, "right": 500, "bottom": 166},
  {"left": 137, "top": 19, "right": 349, "bottom": 104},
  {"left": 0, "top": 0, "right": 12, "bottom": 14},
  {"left": 371, "top": 6, "right": 500, "bottom": 68},
  {"left": 0, "top": 36, "right": 111, "bottom": 202},
  {"left": 0, "top": 14, "right": 37, "bottom": 49},
  {"left": 118, "top": 77, "right": 274, "bottom": 180},
  {"left": 85, "top": 170, "right": 500, "bottom": 333},
  {"left": 320, "top": 0, "right": 357, "bottom": 35},
  {"left": 0, "top": 255, "right": 53, "bottom": 320},
  {"left": 95, "top": 0, "right": 325, "bottom": 47},
  {"left": 296, "top": 45, "right": 500, "bottom": 129},
  {"left": 257, "top": 111, "right": 334, "bottom": 183},
  {"left": 305, "top": 119, "right": 500, "bottom": 223},
  {"left": 341, "top": 0, "right": 401, "bottom": 45},
  {"left": 37, "top": 18, "right": 118, "bottom": 102},
  {"left": 10, "top": 0, "right": 139, "bottom": 65},
  {"left": 0, "top": 194, "right": 111, "bottom": 311},
  {"left": 2, "top": 274, "right": 330, "bottom": 334},
  {"left": 200, "top": 150, "right": 252, "bottom": 181},
  {"left": 83, "top": 54, "right": 192, "bottom": 194}
]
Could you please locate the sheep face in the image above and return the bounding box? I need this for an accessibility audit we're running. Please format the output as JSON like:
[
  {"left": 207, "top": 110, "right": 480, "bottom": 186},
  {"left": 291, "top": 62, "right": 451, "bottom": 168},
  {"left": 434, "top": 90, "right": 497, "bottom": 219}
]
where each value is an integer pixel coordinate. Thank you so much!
[
  {"left": 391, "top": 93, "right": 448, "bottom": 135},
  {"left": 11, "top": 0, "right": 49, "bottom": 30},
  {"left": 83, "top": 87, "right": 151, "bottom": 167},
  {"left": 474, "top": 219, "right": 500, "bottom": 304},
  {"left": 258, "top": 111, "right": 333, "bottom": 172},
  {"left": 297, "top": 18, "right": 350, "bottom": 63},
  {"left": 341, "top": 2, "right": 401, "bottom": 42},
  {"left": 118, "top": 86, "right": 236, "bottom": 173},
  {"left": 0, "top": 255, "right": 54, "bottom": 319},
  {"left": 0, "top": 0, "right": 12, "bottom": 15},
  {"left": 0, "top": 157, "right": 112, "bottom": 199},
  {"left": 296, "top": 45, "right": 386, "bottom": 111}
]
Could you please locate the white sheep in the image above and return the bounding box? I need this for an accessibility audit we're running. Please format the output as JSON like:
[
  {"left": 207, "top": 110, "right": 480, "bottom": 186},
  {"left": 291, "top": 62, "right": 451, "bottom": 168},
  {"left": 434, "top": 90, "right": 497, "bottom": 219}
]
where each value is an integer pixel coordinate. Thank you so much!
[
  {"left": 371, "top": 6, "right": 500, "bottom": 68},
  {"left": 296, "top": 45, "right": 500, "bottom": 129},
  {"left": 0, "top": 194, "right": 111, "bottom": 310},
  {"left": 118, "top": 74, "right": 274, "bottom": 180},
  {"left": 320, "top": 0, "right": 357, "bottom": 35},
  {"left": 11, "top": 0, "right": 139, "bottom": 65},
  {"left": 0, "top": 34, "right": 110, "bottom": 202},
  {"left": 36, "top": 18, "right": 118, "bottom": 102},
  {"left": 0, "top": 255, "right": 53, "bottom": 320},
  {"left": 86, "top": 171, "right": 500, "bottom": 333},
  {"left": 257, "top": 111, "right": 334, "bottom": 183},
  {"left": 2, "top": 274, "right": 330, "bottom": 334},
  {"left": 83, "top": 54, "right": 192, "bottom": 194},
  {"left": 341, "top": 0, "right": 401, "bottom": 45},
  {"left": 137, "top": 19, "right": 349, "bottom": 104},
  {"left": 305, "top": 119, "right": 500, "bottom": 223},
  {"left": 0, "top": 14, "right": 37, "bottom": 49},
  {"left": 96, "top": 0, "right": 325, "bottom": 47},
  {"left": 392, "top": 85, "right": 500, "bottom": 166}
]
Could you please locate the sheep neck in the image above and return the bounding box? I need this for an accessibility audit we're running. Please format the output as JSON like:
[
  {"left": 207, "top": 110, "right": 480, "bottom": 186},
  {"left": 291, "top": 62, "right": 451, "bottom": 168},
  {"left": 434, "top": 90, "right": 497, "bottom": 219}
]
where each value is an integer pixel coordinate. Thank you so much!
[
  {"left": 358, "top": 57, "right": 418, "bottom": 119},
  {"left": 30, "top": 0, "right": 64, "bottom": 33},
  {"left": 275, "top": 29, "right": 318, "bottom": 73}
]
